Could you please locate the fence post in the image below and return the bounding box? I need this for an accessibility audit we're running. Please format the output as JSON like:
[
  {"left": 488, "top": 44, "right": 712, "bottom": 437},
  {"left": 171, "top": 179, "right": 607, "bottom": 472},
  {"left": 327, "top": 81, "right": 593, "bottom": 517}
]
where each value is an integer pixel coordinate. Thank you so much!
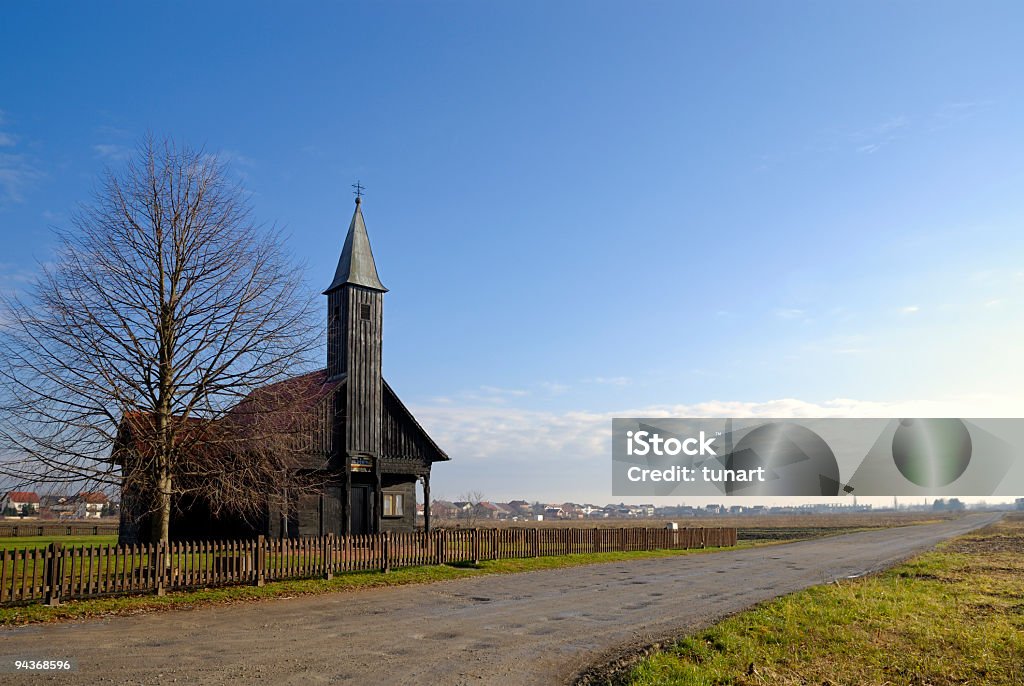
[
  {"left": 44, "top": 542, "right": 63, "bottom": 606},
  {"left": 155, "top": 541, "right": 167, "bottom": 596},
  {"left": 382, "top": 532, "right": 391, "bottom": 573},
  {"left": 324, "top": 535, "right": 334, "bottom": 580},
  {"left": 472, "top": 528, "right": 480, "bottom": 565},
  {"left": 532, "top": 528, "right": 539, "bottom": 557},
  {"left": 255, "top": 535, "right": 266, "bottom": 586}
]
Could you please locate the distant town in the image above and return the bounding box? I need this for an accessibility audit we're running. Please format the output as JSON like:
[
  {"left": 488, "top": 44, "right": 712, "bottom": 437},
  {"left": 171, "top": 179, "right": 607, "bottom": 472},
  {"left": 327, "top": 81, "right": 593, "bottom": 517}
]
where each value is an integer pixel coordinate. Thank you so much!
[
  {"left": 3, "top": 489, "right": 1022, "bottom": 523},
  {"left": 425, "top": 496, "right": 1023, "bottom": 523}
]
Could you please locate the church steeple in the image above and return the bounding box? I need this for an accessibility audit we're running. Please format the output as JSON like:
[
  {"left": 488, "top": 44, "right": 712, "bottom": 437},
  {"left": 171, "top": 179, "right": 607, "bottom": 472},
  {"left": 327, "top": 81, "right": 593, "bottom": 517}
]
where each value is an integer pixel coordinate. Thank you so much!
[
  {"left": 325, "top": 198, "right": 385, "bottom": 468},
  {"left": 324, "top": 197, "right": 387, "bottom": 295}
]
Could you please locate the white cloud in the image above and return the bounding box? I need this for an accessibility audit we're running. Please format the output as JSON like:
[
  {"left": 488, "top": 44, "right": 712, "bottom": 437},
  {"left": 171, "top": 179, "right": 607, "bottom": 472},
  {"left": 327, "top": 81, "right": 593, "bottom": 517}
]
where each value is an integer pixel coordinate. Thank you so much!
[
  {"left": 928, "top": 100, "right": 992, "bottom": 132},
  {"left": 412, "top": 393, "right": 1024, "bottom": 502},
  {"left": 900, "top": 305, "right": 920, "bottom": 314},
  {"left": 0, "top": 133, "right": 16, "bottom": 147},
  {"left": 479, "top": 385, "right": 529, "bottom": 397},
  {"left": 216, "top": 149, "right": 255, "bottom": 168},
  {"left": 775, "top": 308, "right": 805, "bottom": 320},
  {"left": 848, "top": 115, "right": 910, "bottom": 154},
  {"left": 0, "top": 262, "right": 35, "bottom": 285},
  {"left": 0, "top": 153, "right": 43, "bottom": 205},
  {"left": 585, "top": 376, "right": 631, "bottom": 386},
  {"left": 92, "top": 144, "right": 132, "bottom": 161}
]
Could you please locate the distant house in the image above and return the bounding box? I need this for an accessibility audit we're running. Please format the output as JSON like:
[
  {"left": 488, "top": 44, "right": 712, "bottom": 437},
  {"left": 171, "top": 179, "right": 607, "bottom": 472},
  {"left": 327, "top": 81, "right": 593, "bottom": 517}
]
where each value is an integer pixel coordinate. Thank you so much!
[
  {"left": 543, "top": 505, "right": 565, "bottom": 519},
  {"left": 2, "top": 491, "right": 40, "bottom": 515},
  {"left": 40, "top": 494, "right": 77, "bottom": 519},
  {"left": 475, "top": 501, "right": 500, "bottom": 520},
  {"left": 490, "top": 503, "right": 514, "bottom": 520},
  {"left": 430, "top": 500, "right": 460, "bottom": 520},
  {"left": 75, "top": 492, "right": 108, "bottom": 519},
  {"left": 560, "top": 503, "right": 586, "bottom": 519}
]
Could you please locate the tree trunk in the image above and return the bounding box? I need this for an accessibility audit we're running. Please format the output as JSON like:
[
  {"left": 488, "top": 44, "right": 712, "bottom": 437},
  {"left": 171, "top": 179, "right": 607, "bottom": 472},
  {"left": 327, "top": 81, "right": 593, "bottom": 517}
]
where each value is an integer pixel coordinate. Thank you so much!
[{"left": 150, "top": 470, "right": 172, "bottom": 543}]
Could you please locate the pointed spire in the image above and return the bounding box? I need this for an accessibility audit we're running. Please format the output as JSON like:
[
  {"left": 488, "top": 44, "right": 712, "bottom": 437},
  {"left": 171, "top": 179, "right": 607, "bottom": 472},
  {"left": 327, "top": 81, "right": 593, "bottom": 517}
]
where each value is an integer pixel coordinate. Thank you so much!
[{"left": 324, "top": 197, "right": 387, "bottom": 294}]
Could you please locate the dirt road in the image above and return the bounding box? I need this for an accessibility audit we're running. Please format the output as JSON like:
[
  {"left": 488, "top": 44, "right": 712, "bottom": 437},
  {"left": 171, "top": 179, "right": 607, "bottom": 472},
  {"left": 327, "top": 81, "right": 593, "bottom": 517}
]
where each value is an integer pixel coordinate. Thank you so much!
[{"left": 0, "top": 514, "right": 999, "bottom": 685}]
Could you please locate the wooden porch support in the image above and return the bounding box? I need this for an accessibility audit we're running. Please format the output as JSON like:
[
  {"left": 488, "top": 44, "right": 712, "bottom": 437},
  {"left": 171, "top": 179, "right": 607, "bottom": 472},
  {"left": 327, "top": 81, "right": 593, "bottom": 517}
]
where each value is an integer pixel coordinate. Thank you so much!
[
  {"left": 343, "top": 459, "right": 352, "bottom": 536},
  {"left": 422, "top": 473, "right": 431, "bottom": 534},
  {"left": 374, "top": 459, "right": 383, "bottom": 534}
]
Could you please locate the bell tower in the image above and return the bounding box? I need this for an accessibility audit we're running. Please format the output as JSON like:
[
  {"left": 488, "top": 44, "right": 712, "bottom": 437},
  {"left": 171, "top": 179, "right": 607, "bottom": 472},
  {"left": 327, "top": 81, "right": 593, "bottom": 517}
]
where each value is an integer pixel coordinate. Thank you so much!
[{"left": 324, "top": 196, "right": 387, "bottom": 459}]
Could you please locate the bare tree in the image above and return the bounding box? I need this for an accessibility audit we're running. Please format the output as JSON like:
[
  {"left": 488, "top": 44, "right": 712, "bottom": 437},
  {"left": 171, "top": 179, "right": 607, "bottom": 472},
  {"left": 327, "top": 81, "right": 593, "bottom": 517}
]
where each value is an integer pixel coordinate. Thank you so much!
[
  {"left": 0, "top": 136, "right": 322, "bottom": 542},
  {"left": 458, "top": 490, "right": 486, "bottom": 527}
]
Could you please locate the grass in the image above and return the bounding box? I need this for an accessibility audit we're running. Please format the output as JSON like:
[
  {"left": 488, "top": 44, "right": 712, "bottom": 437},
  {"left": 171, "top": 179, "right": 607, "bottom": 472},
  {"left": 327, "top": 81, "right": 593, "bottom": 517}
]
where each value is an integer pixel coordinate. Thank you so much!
[
  {"left": 0, "top": 542, "right": 756, "bottom": 627},
  {"left": 625, "top": 514, "right": 1024, "bottom": 686},
  {"left": 0, "top": 535, "right": 119, "bottom": 551}
]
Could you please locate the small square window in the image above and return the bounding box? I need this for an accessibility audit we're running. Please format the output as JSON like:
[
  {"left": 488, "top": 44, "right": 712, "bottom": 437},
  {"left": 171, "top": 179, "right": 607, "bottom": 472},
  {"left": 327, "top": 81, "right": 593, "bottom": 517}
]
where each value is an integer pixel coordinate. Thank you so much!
[
  {"left": 360, "top": 304, "right": 371, "bottom": 321},
  {"left": 383, "top": 493, "right": 404, "bottom": 517}
]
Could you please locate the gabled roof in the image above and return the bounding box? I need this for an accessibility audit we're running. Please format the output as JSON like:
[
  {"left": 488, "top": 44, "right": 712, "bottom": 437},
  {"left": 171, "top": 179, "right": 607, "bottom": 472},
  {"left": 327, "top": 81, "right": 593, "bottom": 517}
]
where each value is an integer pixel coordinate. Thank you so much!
[
  {"left": 324, "top": 199, "right": 387, "bottom": 293},
  {"left": 4, "top": 491, "right": 39, "bottom": 503},
  {"left": 116, "top": 369, "right": 447, "bottom": 466},
  {"left": 383, "top": 379, "right": 449, "bottom": 462},
  {"left": 227, "top": 369, "right": 343, "bottom": 429}
]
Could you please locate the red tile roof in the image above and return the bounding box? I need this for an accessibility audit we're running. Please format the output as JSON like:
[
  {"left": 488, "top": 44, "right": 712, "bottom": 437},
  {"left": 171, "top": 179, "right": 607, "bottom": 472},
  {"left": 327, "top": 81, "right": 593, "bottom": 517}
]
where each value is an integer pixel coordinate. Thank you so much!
[{"left": 4, "top": 491, "right": 40, "bottom": 503}]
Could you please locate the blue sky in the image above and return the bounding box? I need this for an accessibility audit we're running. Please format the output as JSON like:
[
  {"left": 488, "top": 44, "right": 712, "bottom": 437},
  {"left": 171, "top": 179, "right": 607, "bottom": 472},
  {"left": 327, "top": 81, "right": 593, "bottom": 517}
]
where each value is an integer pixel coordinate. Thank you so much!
[{"left": 1, "top": 2, "right": 1022, "bottom": 503}]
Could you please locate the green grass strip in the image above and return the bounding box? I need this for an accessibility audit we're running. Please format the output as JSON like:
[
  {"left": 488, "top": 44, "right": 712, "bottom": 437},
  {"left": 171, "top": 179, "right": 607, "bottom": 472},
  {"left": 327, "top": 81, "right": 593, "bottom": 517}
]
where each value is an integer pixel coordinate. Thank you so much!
[{"left": 626, "top": 518, "right": 1024, "bottom": 686}]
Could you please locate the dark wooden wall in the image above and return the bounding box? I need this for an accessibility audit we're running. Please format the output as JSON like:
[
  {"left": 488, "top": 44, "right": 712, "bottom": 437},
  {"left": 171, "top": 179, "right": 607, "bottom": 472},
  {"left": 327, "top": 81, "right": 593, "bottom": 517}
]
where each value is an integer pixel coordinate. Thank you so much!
[
  {"left": 382, "top": 387, "right": 435, "bottom": 465},
  {"left": 338, "top": 285, "right": 382, "bottom": 457},
  {"left": 327, "top": 289, "right": 345, "bottom": 380},
  {"left": 379, "top": 477, "right": 417, "bottom": 532}
]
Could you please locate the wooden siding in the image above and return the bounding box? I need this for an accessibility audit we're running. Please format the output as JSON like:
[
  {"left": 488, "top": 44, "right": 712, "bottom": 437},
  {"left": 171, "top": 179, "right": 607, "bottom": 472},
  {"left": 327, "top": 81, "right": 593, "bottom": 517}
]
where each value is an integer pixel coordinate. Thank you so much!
[
  {"left": 326, "top": 290, "right": 344, "bottom": 380},
  {"left": 378, "top": 479, "right": 417, "bottom": 532},
  {"left": 382, "top": 389, "right": 439, "bottom": 468},
  {"left": 341, "top": 286, "right": 382, "bottom": 457},
  {"left": 288, "top": 392, "right": 336, "bottom": 458}
]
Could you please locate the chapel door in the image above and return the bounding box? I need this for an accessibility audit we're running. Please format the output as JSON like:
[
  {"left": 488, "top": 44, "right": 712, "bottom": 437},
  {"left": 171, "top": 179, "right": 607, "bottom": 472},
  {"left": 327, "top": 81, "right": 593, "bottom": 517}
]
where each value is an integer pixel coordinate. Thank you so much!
[{"left": 351, "top": 485, "right": 371, "bottom": 535}]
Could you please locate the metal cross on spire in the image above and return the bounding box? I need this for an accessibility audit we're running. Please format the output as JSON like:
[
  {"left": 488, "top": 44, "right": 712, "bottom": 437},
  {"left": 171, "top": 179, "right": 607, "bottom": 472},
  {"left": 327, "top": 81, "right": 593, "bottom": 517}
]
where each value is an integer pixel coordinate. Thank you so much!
[{"left": 352, "top": 181, "right": 366, "bottom": 203}]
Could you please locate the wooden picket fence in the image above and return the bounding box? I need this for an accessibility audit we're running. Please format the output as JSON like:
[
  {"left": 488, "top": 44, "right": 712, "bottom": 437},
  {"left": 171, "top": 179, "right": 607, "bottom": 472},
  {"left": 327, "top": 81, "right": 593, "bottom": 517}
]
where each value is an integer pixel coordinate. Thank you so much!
[
  {"left": 0, "top": 526, "right": 736, "bottom": 607},
  {"left": 0, "top": 523, "right": 119, "bottom": 537}
]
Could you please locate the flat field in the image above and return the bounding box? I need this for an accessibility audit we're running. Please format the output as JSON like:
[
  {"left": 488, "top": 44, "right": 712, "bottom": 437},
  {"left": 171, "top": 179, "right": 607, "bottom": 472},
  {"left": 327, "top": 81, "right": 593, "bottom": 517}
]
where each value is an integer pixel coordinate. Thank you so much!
[
  {"left": 626, "top": 513, "right": 1024, "bottom": 686},
  {"left": 448, "top": 511, "right": 956, "bottom": 529}
]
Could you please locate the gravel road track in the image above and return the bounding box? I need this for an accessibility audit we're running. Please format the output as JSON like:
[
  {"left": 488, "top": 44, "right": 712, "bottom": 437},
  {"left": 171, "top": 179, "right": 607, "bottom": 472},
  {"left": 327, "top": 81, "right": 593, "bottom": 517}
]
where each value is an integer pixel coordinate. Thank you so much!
[{"left": 0, "top": 514, "right": 999, "bottom": 685}]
